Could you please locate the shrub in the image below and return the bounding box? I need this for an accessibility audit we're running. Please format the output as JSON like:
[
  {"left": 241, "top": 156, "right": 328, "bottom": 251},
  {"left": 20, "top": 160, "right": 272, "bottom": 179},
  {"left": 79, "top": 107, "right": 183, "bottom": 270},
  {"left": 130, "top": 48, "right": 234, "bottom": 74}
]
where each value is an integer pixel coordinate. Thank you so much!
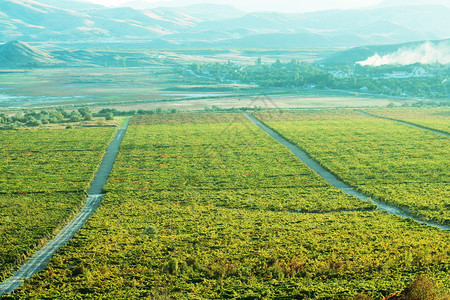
[{"left": 142, "top": 225, "right": 158, "bottom": 236}]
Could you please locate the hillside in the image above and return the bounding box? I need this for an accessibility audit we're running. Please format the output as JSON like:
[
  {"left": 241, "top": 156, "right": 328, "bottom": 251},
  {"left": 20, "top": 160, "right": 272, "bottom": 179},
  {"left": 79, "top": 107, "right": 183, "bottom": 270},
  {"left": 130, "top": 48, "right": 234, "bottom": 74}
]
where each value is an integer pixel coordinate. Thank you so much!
[
  {"left": 320, "top": 38, "right": 450, "bottom": 66},
  {"left": 0, "top": 41, "right": 61, "bottom": 67},
  {"left": 0, "top": 0, "right": 449, "bottom": 49}
]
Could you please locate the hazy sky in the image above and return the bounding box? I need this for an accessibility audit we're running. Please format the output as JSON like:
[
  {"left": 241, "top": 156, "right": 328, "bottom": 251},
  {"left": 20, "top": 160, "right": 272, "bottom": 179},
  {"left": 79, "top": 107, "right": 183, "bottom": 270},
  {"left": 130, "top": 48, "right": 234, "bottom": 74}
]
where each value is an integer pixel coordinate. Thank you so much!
[{"left": 84, "top": 0, "right": 386, "bottom": 12}]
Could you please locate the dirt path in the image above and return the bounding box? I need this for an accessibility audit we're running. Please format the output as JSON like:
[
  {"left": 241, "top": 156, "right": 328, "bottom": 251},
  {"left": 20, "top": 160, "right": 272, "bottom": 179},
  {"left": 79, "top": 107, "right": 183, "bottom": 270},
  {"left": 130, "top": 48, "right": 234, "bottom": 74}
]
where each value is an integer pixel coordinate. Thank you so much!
[
  {"left": 244, "top": 113, "right": 449, "bottom": 230},
  {"left": 356, "top": 110, "right": 450, "bottom": 138},
  {"left": 0, "top": 119, "right": 130, "bottom": 296}
]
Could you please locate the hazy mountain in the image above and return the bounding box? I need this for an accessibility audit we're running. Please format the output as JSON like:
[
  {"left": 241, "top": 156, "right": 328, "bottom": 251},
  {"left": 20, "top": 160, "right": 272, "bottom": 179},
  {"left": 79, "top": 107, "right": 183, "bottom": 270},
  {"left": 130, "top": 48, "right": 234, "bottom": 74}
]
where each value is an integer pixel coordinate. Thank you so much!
[
  {"left": 87, "top": 7, "right": 190, "bottom": 29},
  {"left": 153, "top": 4, "right": 245, "bottom": 21},
  {"left": 0, "top": 40, "right": 61, "bottom": 67},
  {"left": 0, "top": 0, "right": 448, "bottom": 49},
  {"left": 194, "top": 5, "right": 449, "bottom": 40},
  {"left": 0, "top": 0, "right": 174, "bottom": 42},
  {"left": 377, "top": 0, "right": 450, "bottom": 8},
  {"left": 33, "top": 0, "right": 105, "bottom": 11}
]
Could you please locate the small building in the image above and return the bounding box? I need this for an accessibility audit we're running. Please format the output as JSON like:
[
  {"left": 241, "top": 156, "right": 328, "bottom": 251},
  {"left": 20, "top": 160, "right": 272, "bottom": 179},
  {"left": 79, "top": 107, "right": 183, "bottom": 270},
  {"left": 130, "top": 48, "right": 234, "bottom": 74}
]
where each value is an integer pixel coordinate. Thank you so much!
[
  {"left": 412, "top": 67, "right": 427, "bottom": 77},
  {"left": 387, "top": 71, "right": 411, "bottom": 79},
  {"left": 329, "top": 70, "right": 348, "bottom": 79}
]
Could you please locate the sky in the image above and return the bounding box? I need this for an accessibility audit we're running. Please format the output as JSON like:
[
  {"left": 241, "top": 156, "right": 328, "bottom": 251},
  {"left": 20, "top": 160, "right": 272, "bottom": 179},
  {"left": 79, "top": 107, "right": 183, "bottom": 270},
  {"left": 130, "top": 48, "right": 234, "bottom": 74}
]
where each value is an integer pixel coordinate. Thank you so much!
[{"left": 83, "top": 0, "right": 387, "bottom": 13}]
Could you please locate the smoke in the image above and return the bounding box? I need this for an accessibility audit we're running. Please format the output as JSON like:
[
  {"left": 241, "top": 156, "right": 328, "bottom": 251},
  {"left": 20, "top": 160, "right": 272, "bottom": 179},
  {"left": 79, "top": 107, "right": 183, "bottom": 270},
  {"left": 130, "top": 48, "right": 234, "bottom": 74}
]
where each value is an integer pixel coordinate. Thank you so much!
[{"left": 357, "top": 42, "right": 450, "bottom": 66}]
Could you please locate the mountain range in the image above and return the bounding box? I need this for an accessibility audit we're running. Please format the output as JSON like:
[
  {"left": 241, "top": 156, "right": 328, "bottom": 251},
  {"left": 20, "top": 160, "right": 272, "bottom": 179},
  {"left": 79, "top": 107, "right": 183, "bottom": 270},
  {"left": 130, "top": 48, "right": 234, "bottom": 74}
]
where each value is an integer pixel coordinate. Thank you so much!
[
  {"left": 2, "top": 38, "right": 448, "bottom": 68},
  {"left": 0, "top": 0, "right": 449, "bottom": 49}
]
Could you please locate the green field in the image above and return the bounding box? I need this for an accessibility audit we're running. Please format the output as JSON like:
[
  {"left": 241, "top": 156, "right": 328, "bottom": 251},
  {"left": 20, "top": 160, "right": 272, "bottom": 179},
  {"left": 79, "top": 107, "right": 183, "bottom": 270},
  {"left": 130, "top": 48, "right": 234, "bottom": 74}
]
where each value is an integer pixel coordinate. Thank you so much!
[
  {"left": 255, "top": 110, "right": 450, "bottom": 225},
  {"left": 0, "top": 65, "right": 414, "bottom": 114},
  {"left": 364, "top": 108, "right": 450, "bottom": 133},
  {"left": 7, "top": 112, "right": 449, "bottom": 299},
  {"left": 0, "top": 127, "right": 115, "bottom": 281}
]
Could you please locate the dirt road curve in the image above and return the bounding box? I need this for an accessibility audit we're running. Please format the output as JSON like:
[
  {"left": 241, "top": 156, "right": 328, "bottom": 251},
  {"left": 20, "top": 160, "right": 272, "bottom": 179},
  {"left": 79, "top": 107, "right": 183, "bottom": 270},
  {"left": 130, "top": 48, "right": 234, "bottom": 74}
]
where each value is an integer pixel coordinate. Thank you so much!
[
  {"left": 0, "top": 119, "right": 130, "bottom": 296},
  {"left": 244, "top": 113, "right": 449, "bottom": 230}
]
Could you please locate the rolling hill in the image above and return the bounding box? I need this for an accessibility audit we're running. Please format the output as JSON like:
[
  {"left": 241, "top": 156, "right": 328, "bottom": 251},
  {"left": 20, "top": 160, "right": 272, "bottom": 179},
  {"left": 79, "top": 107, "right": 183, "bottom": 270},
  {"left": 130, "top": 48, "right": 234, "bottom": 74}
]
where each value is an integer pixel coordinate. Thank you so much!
[
  {"left": 319, "top": 38, "right": 450, "bottom": 66},
  {"left": 0, "top": 0, "right": 449, "bottom": 49},
  {"left": 0, "top": 40, "right": 61, "bottom": 67}
]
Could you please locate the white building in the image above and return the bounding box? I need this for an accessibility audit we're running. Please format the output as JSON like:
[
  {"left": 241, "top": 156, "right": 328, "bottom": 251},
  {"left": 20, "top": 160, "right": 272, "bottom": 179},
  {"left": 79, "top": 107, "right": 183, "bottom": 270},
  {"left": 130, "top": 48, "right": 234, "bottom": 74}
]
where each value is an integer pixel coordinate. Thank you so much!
[{"left": 329, "top": 70, "right": 348, "bottom": 79}]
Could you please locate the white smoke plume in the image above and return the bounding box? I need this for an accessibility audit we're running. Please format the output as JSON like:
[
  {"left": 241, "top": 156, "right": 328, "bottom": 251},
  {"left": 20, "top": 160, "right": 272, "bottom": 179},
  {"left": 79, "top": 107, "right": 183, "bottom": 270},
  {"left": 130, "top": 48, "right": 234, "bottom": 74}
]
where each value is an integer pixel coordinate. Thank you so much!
[{"left": 357, "top": 42, "right": 450, "bottom": 66}]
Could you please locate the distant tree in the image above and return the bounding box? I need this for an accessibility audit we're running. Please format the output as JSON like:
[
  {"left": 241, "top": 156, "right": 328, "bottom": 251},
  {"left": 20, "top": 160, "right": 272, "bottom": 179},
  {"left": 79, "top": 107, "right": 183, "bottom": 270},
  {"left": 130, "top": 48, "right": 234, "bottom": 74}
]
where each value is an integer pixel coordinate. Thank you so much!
[
  {"left": 105, "top": 112, "right": 114, "bottom": 120},
  {"left": 26, "top": 116, "right": 42, "bottom": 127},
  {"left": 57, "top": 107, "right": 70, "bottom": 118},
  {"left": 84, "top": 113, "right": 93, "bottom": 121},
  {"left": 50, "top": 111, "right": 64, "bottom": 121},
  {"left": 78, "top": 107, "right": 91, "bottom": 118},
  {"left": 190, "top": 63, "right": 201, "bottom": 74},
  {"left": 70, "top": 111, "right": 83, "bottom": 122},
  {"left": 387, "top": 102, "right": 396, "bottom": 108},
  {"left": 40, "top": 115, "right": 50, "bottom": 124}
]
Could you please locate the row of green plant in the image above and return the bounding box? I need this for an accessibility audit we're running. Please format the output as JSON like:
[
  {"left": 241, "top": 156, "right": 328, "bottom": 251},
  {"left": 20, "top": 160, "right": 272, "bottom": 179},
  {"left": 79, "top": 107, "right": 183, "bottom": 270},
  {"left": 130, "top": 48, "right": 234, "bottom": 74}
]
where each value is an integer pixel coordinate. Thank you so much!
[
  {"left": 106, "top": 114, "right": 372, "bottom": 213},
  {"left": 0, "top": 127, "right": 116, "bottom": 281},
  {"left": 10, "top": 196, "right": 449, "bottom": 299},
  {"left": 255, "top": 110, "right": 450, "bottom": 225},
  {"left": 10, "top": 112, "right": 449, "bottom": 299},
  {"left": 0, "top": 192, "right": 85, "bottom": 281},
  {"left": 130, "top": 112, "right": 248, "bottom": 125},
  {"left": 0, "top": 127, "right": 115, "bottom": 193},
  {"left": 365, "top": 107, "right": 450, "bottom": 133}
]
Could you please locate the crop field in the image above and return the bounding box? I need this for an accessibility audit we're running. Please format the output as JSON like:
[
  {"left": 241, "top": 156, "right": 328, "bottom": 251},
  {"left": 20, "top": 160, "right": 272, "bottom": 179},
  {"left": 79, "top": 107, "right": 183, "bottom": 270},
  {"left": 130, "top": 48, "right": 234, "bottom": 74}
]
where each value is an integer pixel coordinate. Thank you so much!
[
  {"left": 0, "top": 66, "right": 406, "bottom": 112},
  {"left": 0, "top": 65, "right": 258, "bottom": 110},
  {"left": 104, "top": 113, "right": 373, "bottom": 213},
  {"left": 0, "top": 127, "right": 115, "bottom": 281},
  {"left": 364, "top": 108, "right": 450, "bottom": 133},
  {"left": 0, "top": 128, "right": 115, "bottom": 193},
  {"left": 9, "top": 112, "right": 449, "bottom": 299},
  {"left": 255, "top": 110, "right": 450, "bottom": 225}
]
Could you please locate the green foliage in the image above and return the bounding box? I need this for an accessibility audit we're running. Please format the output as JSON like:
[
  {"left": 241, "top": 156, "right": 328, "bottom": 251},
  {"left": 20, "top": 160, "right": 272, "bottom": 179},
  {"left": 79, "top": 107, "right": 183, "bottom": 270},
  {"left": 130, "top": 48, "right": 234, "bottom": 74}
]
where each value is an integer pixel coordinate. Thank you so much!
[
  {"left": 0, "top": 128, "right": 115, "bottom": 193},
  {"left": 0, "top": 192, "right": 86, "bottom": 281},
  {"left": 11, "top": 195, "right": 449, "bottom": 299},
  {"left": 10, "top": 112, "right": 449, "bottom": 299},
  {"left": 105, "top": 112, "right": 114, "bottom": 121},
  {"left": 142, "top": 225, "right": 158, "bottom": 236},
  {"left": 83, "top": 113, "right": 93, "bottom": 121},
  {"left": 385, "top": 275, "right": 447, "bottom": 300},
  {"left": 0, "top": 127, "right": 116, "bottom": 281},
  {"left": 367, "top": 108, "right": 450, "bottom": 134},
  {"left": 70, "top": 111, "right": 83, "bottom": 122},
  {"left": 255, "top": 110, "right": 450, "bottom": 225},
  {"left": 107, "top": 113, "right": 371, "bottom": 213},
  {"left": 0, "top": 107, "right": 107, "bottom": 130},
  {"left": 190, "top": 61, "right": 450, "bottom": 99}
]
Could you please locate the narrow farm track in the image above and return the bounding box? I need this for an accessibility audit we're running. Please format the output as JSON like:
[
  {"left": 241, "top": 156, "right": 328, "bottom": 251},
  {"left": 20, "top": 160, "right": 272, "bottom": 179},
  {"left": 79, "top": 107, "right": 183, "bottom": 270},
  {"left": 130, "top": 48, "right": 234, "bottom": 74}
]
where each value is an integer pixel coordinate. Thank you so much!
[
  {"left": 0, "top": 119, "right": 130, "bottom": 296},
  {"left": 244, "top": 113, "right": 449, "bottom": 230},
  {"left": 356, "top": 110, "right": 450, "bottom": 137}
]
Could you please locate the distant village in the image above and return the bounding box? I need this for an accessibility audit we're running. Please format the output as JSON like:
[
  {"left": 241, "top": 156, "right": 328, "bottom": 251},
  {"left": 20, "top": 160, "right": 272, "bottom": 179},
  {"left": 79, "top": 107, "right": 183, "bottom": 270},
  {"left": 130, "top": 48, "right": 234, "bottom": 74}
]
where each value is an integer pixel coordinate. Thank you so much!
[
  {"left": 328, "top": 66, "right": 433, "bottom": 79},
  {"left": 188, "top": 60, "right": 449, "bottom": 100}
]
